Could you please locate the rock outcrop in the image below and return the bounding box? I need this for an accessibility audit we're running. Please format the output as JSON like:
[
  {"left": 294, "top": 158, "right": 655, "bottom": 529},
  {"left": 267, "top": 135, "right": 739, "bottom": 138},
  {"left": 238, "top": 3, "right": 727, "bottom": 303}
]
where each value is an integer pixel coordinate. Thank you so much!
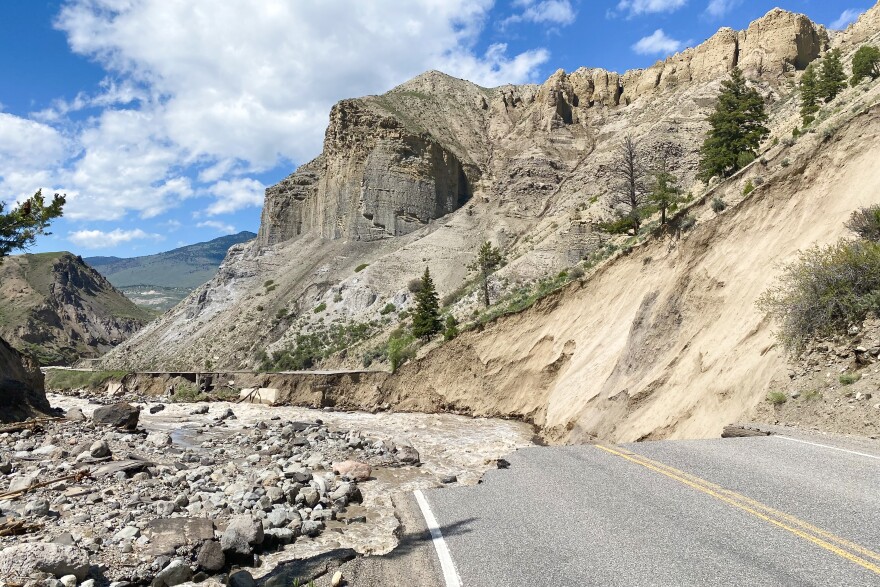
[
  {"left": 0, "top": 336, "right": 50, "bottom": 422},
  {"left": 0, "top": 252, "right": 151, "bottom": 365}
]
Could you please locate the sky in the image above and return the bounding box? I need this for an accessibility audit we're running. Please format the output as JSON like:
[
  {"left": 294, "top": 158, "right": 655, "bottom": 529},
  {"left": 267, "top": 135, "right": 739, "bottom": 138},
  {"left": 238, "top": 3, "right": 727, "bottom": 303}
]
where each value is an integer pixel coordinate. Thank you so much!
[{"left": 0, "top": 0, "right": 871, "bottom": 257}]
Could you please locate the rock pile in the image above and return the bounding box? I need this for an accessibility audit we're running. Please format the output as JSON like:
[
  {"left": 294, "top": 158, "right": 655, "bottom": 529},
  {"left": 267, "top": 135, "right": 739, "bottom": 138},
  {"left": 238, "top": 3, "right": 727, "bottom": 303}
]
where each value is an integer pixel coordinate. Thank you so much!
[{"left": 0, "top": 403, "right": 419, "bottom": 586}]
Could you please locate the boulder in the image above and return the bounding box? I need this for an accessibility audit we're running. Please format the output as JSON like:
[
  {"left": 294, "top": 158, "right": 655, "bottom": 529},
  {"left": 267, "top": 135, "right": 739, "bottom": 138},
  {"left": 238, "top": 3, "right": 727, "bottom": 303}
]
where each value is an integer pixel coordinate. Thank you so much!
[
  {"left": 150, "top": 559, "right": 192, "bottom": 587},
  {"left": 227, "top": 570, "right": 255, "bottom": 587},
  {"left": 0, "top": 543, "right": 90, "bottom": 581},
  {"left": 220, "top": 516, "right": 264, "bottom": 555},
  {"left": 0, "top": 336, "right": 50, "bottom": 423},
  {"left": 93, "top": 403, "right": 140, "bottom": 431},
  {"left": 89, "top": 440, "right": 111, "bottom": 458},
  {"left": 65, "top": 408, "right": 86, "bottom": 422},
  {"left": 332, "top": 460, "right": 371, "bottom": 481},
  {"left": 196, "top": 540, "right": 225, "bottom": 572}
]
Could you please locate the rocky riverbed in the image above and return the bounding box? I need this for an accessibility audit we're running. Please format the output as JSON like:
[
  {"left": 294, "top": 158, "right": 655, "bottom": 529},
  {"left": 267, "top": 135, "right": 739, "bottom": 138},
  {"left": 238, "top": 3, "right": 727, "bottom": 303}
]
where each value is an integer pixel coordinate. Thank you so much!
[{"left": 0, "top": 394, "right": 534, "bottom": 586}]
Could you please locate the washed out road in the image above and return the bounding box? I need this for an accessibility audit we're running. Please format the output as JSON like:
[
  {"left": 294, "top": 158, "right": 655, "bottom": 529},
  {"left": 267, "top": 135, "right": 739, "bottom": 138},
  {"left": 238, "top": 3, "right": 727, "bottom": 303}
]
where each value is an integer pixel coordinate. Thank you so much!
[{"left": 415, "top": 433, "right": 880, "bottom": 586}]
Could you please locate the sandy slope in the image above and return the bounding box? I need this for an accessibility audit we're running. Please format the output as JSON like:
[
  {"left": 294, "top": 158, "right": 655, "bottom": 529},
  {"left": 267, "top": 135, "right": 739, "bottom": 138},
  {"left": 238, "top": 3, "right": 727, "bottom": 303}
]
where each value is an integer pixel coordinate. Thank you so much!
[{"left": 382, "top": 102, "right": 880, "bottom": 443}]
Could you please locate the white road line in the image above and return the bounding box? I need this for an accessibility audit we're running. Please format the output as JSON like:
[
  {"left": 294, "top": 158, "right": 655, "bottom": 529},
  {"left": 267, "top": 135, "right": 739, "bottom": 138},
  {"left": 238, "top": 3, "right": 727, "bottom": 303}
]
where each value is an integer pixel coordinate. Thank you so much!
[
  {"left": 775, "top": 435, "right": 880, "bottom": 461},
  {"left": 414, "top": 489, "right": 463, "bottom": 587}
]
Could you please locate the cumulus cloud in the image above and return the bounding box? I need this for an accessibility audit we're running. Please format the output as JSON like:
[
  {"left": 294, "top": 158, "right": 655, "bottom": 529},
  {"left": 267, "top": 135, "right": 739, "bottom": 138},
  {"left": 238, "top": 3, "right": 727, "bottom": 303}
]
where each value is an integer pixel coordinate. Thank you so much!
[
  {"left": 632, "top": 30, "right": 684, "bottom": 55},
  {"left": 68, "top": 228, "right": 163, "bottom": 249},
  {"left": 506, "top": 1, "right": 577, "bottom": 26},
  {"left": 197, "top": 220, "right": 237, "bottom": 234},
  {"left": 831, "top": 8, "right": 865, "bottom": 30},
  {"left": 616, "top": 0, "right": 687, "bottom": 17},
  {"left": 705, "top": 0, "right": 742, "bottom": 19},
  {"left": 1, "top": 1, "right": 559, "bottom": 226}
]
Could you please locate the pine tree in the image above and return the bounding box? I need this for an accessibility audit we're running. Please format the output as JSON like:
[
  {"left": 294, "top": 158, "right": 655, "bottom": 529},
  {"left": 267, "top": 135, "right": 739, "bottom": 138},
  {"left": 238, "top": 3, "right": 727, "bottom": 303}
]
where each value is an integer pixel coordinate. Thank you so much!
[
  {"left": 819, "top": 49, "right": 847, "bottom": 102},
  {"left": 411, "top": 267, "right": 441, "bottom": 339},
  {"left": 698, "top": 67, "right": 769, "bottom": 182},
  {"left": 851, "top": 45, "right": 880, "bottom": 86},
  {"left": 798, "top": 63, "right": 820, "bottom": 126},
  {"left": 0, "top": 189, "right": 65, "bottom": 259},
  {"left": 468, "top": 241, "right": 504, "bottom": 307},
  {"left": 649, "top": 160, "right": 682, "bottom": 226}
]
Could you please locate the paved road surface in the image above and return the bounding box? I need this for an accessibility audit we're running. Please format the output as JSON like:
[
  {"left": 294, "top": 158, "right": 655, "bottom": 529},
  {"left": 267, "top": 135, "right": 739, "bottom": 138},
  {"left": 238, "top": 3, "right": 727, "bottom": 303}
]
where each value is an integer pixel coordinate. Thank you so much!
[{"left": 418, "top": 434, "right": 880, "bottom": 586}]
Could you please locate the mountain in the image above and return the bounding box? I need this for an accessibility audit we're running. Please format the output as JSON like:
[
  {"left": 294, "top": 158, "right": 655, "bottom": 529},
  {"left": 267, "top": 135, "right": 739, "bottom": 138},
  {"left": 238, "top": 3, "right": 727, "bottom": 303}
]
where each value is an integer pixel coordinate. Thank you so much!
[
  {"left": 0, "top": 252, "right": 152, "bottom": 365},
  {"left": 85, "top": 231, "right": 256, "bottom": 310},
  {"left": 100, "top": 5, "right": 880, "bottom": 441}
]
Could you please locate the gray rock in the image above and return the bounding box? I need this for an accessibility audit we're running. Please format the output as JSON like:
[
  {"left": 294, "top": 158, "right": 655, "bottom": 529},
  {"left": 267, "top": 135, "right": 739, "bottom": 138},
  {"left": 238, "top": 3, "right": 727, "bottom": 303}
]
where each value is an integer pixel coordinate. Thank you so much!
[
  {"left": 196, "top": 540, "right": 225, "bottom": 572},
  {"left": 59, "top": 575, "right": 78, "bottom": 587},
  {"left": 93, "top": 403, "right": 140, "bottom": 431},
  {"left": 395, "top": 445, "right": 420, "bottom": 465},
  {"left": 112, "top": 526, "right": 140, "bottom": 542},
  {"left": 299, "top": 487, "right": 320, "bottom": 508},
  {"left": 25, "top": 499, "right": 50, "bottom": 517},
  {"left": 149, "top": 404, "right": 166, "bottom": 414},
  {"left": 190, "top": 405, "right": 209, "bottom": 415},
  {"left": 65, "top": 408, "right": 86, "bottom": 422},
  {"left": 89, "top": 440, "right": 111, "bottom": 459},
  {"left": 0, "top": 543, "right": 90, "bottom": 580},
  {"left": 150, "top": 559, "right": 192, "bottom": 587},
  {"left": 147, "top": 431, "right": 172, "bottom": 447},
  {"left": 220, "top": 515, "right": 264, "bottom": 555},
  {"left": 300, "top": 520, "right": 324, "bottom": 537},
  {"left": 227, "top": 570, "right": 255, "bottom": 587},
  {"left": 9, "top": 474, "right": 36, "bottom": 492},
  {"left": 266, "top": 509, "right": 289, "bottom": 529}
]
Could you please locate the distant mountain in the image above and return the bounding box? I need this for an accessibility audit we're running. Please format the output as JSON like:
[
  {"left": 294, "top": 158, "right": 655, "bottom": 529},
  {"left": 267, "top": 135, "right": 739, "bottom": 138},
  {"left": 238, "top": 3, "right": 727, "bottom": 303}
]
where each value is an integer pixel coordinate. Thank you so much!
[
  {"left": 84, "top": 231, "right": 256, "bottom": 310},
  {"left": 0, "top": 252, "right": 152, "bottom": 365}
]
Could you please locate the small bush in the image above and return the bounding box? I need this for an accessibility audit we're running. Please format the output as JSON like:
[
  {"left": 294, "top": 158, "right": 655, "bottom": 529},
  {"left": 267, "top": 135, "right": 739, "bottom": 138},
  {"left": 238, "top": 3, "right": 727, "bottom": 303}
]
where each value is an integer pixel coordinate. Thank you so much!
[
  {"left": 781, "top": 158, "right": 791, "bottom": 168},
  {"left": 333, "top": 294, "right": 343, "bottom": 303},
  {"left": 569, "top": 265, "right": 585, "bottom": 280},
  {"left": 407, "top": 278, "right": 424, "bottom": 294},
  {"left": 711, "top": 197, "right": 727, "bottom": 213},
  {"left": 766, "top": 391, "right": 788, "bottom": 405},
  {"left": 264, "top": 280, "right": 274, "bottom": 287},
  {"left": 771, "top": 137, "right": 780, "bottom": 146},
  {"left": 753, "top": 176, "right": 765, "bottom": 187},
  {"left": 758, "top": 239, "right": 880, "bottom": 352},
  {"left": 782, "top": 137, "right": 796, "bottom": 147},
  {"left": 354, "top": 263, "right": 369, "bottom": 273},
  {"left": 443, "top": 315, "right": 459, "bottom": 341},
  {"left": 679, "top": 214, "right": 697, "bottom": 232},
  {"left": 742, "top": 180, "right": 755, "bottom": 196},
  {"left": 598, "top": 215, "right": 637, "bottom": 235},
  {"left": 802, "top": 389, "right": 822, "bottom": 401},
  {"left": 380, "top": 302, "right": 396, "bottom": 315},
  {"left": 845, "top": 205, "right": 880, "bottom": 242},
  {"left": 839, "top": 372, "right": 862, "bottom": 385},
  {"left": 387, "top": 331, "right": 416, "bottom": 373},
  {"left": 256, "top": 305, "right": 265, "bottom": 312},
  {"left": 276, "top": 308, "right": 288, "bottom": 319},
  {"left": 736, "top": 151, "right": 756, "bottom": 169},
  {"left": 313, "top": 303, "right": 327, "bottom": 313},
  {"left": 792, "top": 127, "right": 802, "bottom": 138}
]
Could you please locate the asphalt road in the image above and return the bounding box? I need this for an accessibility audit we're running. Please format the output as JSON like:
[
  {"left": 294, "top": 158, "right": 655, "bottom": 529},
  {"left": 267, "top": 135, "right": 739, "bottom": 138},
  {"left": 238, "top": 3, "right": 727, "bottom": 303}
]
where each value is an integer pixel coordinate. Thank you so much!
[{"left": 420, "top": 434, "right": 880, "bottom": 586}]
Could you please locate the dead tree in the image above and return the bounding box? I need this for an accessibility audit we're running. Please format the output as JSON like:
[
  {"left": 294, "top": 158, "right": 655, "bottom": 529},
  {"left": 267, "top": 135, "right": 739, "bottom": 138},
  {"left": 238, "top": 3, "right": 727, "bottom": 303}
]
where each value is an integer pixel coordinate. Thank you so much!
[{"left": 609, "top": 135, "right": 648, "bottom": 233}]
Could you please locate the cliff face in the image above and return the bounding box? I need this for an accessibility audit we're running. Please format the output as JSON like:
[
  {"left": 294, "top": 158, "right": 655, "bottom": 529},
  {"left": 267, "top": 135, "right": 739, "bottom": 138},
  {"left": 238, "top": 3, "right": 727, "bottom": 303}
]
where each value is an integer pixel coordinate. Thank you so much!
[
  {"left": 0, "top": 253, "right": 152, "bottom": 365},
  {"left": 100, "top": 6, "right": 857, "bottom": 389},
  {"left": 0, "top": 336, "right": 49, "bottom": 422}
]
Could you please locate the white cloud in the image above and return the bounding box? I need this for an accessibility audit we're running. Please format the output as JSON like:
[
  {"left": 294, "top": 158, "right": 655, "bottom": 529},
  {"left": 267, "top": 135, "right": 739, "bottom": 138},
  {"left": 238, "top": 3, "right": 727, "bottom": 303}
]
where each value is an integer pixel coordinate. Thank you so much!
[
  {"left": 616, "top": 0, "right": 687, "bottom": 17},
  {"left": 506, "top": 1, "right": 576, "bottom": 26},
  {"left": 68, "top": 228, "right": 163, "bottom": 249},
  {"left": 3, "top": 1, "right": 557, "bottom": 226},
  {"left": 204, "top": 178, "right": 266, "bottom": 216},
  {"left": 632, "top": 30, "right": 684, "bottom": 55},
  {"left": 197, "top": 220, "right": 237, "bottom": 234},
  {"left": 705, "top": 0, "right": 742, "bottom": 19},
  {"left": 831, "top": 8, "right": 865, "bottom": 30}
]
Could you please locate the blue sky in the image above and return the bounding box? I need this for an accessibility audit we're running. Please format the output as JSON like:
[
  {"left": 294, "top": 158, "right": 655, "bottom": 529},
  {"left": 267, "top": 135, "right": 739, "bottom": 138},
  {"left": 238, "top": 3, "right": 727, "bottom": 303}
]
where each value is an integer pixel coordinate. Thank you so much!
[{"left": 0, "top": 1, "right": 869, "bottom": 257}]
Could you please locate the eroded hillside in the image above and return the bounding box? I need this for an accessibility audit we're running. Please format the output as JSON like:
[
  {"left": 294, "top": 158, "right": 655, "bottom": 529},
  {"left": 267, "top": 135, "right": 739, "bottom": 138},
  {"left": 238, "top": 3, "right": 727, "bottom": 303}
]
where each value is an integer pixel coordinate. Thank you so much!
[
  {"left": 100, "top": 4, "right": 880, "bottom": 440},
  {"left": 0, "top": 252, "right": 151, "bottom": 365}
]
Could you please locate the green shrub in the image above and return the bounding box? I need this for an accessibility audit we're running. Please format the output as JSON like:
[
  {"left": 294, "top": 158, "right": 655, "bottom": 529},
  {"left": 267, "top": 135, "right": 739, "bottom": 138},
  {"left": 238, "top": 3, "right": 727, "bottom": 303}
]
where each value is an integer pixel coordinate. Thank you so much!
[
  {"left": 781, "top": 158, "right": 791, "bottom": 168},
  {"left": 380, "top": 302, "right": 396, "bottom": 315},
  {"left": 839, "top": 372, "right": 862, "bottom": 385},
  {"left": 711, "top": 197, "right": 727, "bottom": 213},
  {"left": 45, "top": 369, "right": 130, "bottom": 391},
  {"left": 802, "top": 389, "right": 821, "bottom": 401},
  {"left": 170, "top": 382, "right": 208, "bottom": 403},
  {"left": 276, "top": 308, "right": 288, "bottom": 319},
  {"left": 313, "top": 303, "right": 327, "bottom": 313},
  {"left": 598, "top": 215, "right": 637, "bottom": 235},
  {"left": 354, "top": 263, "right": 369, "bottom": 273},
  {"left": 679, "top": 214, "right": 697, "bottom": 232},
  {"left": 264, "top": 280, "right": 274, "bottom": 287},
  {"left": 736, "top": 151, "right": 756, "bottom": 169},
  {"left": 387, "top": 330, "right": 416, "bottom": 373},
  {"left": 256, "top": 305, "right": 264, "bottom": 312},
  {"left": 742, "top": 180, "right": 755, "bottom": 196},
  {"left": 758, "top": 239, "right": 880, "bottom": 352},
  {"left": 766, "top": 391, "right": 788, "bottom": 405},
  {"left": 845, "top": 205, "right": 880, "bottom": 242},
  {"left": 333, "top": 294, "right": 343, "bottom": 303},
  {"left": 443, "top": 315, "right": 459, "bottom": 341},
  {"left": 407, "top": 278, "right": 424, "bottom": 293}
]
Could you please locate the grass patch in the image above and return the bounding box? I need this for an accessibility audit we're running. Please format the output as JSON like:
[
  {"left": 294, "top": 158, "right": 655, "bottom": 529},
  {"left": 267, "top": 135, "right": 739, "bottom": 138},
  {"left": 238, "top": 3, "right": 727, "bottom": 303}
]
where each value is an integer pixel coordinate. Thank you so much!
[
  {"left": 354, "top": 263, "right": 369, "bottom": 273},
  {"left": 45, "top": 369, "right": 130, "bottom": 391},
  {"left": 313, "top": 303, "right": 327, "bottom": 313},
  {"left": 259, "top": 320, "right": 378, "bottom": 372},
  {"left": 766, "top": 390, "right": 788, "bottom": 405},
  {"left": 839, "top": 372, "right": 862, "bottom": 385}
]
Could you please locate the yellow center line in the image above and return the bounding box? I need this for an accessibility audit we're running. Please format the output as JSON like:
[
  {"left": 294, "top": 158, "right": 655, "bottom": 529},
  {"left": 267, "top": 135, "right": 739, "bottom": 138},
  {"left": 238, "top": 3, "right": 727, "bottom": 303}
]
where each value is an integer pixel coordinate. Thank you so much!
[
  {"left": 595, "top": 443, "right": 880, "bottom": 576},
  {"left": 613, "top": 447, "right": 880, "bottom": 564}
]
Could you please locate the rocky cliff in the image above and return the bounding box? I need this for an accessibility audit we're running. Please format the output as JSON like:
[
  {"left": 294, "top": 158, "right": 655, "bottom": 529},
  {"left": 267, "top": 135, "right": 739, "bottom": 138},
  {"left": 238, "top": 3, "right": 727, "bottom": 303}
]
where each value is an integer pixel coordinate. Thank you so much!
[
  {"left": 0, "top": 335, "right": 49, "bottom": 422},
  {"left": 99, "top": 4, "right": 880, "bottom": 441},
  {"left": 0, "top": 253, "right": 152, "bottom": 365}
]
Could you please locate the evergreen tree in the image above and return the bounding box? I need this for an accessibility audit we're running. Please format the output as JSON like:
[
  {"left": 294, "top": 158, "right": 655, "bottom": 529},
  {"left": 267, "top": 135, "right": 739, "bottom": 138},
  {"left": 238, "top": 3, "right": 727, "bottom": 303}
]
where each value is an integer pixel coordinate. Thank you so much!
[
  {"left": 468, "top": 241, "right": 504, "bottom": 307},
  {"left": 819, "top": 49, "right": 847, "bottom": 102},
  {"left": 649, "top": 159, "right": 682, "bottom": 226},
  {"left": 698, "top": 67, "right": 769, "bottom": 182},
  {"left": 851, "top": 45, "right": 880, "bottom": 86},
  {"left": 0, "top": 189, "right": 65, "bottom": 259},
  {"left": 411, "top": 267, "right": 441, "bottom": 339},
  {"left": 798, "top": 63, "right": 820, "bottom": 126}
]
